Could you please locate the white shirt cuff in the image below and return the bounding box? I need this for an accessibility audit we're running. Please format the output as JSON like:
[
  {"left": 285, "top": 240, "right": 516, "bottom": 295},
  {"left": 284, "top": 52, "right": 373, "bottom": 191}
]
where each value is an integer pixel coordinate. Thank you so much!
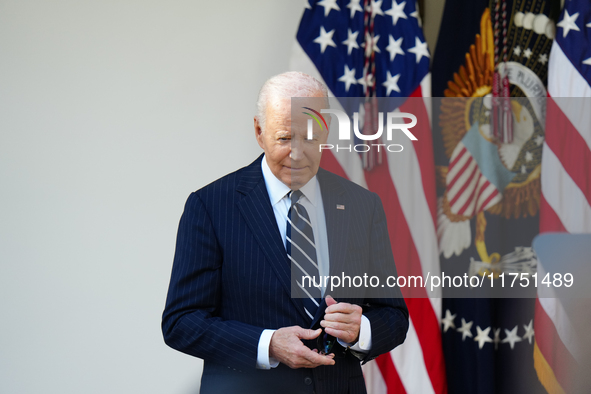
[
  {"left": 337, "top": 314, "right": 372, "bottom": 352},
  {"left": 256, "top": 329, "right": 280, "bottom": 369}
]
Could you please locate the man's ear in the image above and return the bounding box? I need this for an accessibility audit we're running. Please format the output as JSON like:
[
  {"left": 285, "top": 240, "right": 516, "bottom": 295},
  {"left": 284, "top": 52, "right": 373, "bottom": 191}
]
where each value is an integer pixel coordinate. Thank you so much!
[{"left": 254, "top": 116, "right": 264, "bottom": 149}]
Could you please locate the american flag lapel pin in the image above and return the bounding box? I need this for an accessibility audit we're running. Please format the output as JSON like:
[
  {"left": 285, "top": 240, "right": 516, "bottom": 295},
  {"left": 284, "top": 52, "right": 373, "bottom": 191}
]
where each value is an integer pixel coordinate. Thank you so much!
[{"left": 336, "top": 204, "right": 345, "bottom": 210}]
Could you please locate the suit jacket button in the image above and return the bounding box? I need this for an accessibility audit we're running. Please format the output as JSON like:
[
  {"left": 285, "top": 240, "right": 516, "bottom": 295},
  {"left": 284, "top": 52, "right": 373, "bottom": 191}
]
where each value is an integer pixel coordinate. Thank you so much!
[{"left": 304, "top": 377, "right": 313, "bottom": 385}]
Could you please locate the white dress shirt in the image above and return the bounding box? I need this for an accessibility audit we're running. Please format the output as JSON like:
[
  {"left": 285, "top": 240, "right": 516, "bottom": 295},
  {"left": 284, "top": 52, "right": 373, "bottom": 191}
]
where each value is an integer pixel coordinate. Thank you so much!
[{"left": 256, "top": 156, "right": 372, "bottom": 369}]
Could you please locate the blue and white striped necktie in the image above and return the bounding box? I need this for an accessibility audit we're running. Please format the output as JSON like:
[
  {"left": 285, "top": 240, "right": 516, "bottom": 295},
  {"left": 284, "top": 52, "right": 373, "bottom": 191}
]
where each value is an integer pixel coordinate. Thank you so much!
[{"left": 286, "top": 190, "right": 321, "bottom": 320}]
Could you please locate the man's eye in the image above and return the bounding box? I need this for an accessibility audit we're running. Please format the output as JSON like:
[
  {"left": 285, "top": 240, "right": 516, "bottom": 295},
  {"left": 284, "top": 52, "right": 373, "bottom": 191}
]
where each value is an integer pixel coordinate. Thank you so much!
[{"left": 279, "top": 137, "right": 291, "bottom": 141}]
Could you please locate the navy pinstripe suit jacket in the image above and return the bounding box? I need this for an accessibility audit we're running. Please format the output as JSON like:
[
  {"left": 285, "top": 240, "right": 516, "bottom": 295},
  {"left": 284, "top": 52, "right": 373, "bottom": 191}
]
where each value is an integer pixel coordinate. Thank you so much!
[{"left": 162, "top": 155, "right": 409, "bottom": 394}]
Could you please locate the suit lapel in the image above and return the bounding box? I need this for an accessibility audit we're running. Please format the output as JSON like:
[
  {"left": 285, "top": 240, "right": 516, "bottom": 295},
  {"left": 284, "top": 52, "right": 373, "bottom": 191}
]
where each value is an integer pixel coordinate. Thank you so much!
[
  {"left": 317, "top": 168, "right": 349, "bottom": 284},
  {"left": 236, "top": 156, "right": 309, "bottom": 322}
]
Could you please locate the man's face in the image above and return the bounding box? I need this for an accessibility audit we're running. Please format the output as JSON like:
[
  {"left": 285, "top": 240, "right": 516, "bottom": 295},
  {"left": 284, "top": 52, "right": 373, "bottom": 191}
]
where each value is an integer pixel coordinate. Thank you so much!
[{"left": 254, "top": 94, "right": 328, "bottom": 190}]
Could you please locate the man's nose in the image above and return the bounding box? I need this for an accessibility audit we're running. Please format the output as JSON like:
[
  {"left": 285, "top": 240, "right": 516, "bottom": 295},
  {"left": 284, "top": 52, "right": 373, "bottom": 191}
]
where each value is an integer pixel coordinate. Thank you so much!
[{"left": 290, "top": 139, "right": 303, "bottom": 160}]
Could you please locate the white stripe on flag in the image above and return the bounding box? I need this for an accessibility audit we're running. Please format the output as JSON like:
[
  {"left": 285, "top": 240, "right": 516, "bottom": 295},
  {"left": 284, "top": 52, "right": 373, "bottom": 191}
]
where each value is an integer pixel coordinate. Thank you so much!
[
  {"left": 420, "top": 73, "right": 433, "bottom": 122},
  {"left": 362, "top": 362, "right": 387, "bottom": 394},
  {"left": 450, "top": 162, "right": 480, "bottom": 214},
  {"left": 537, "top": 266, "right": 579, "bottom": 361},
  {"left": 537, "top": 10, "right": 591, "bottom": 393},
  {"left": 548, "top": 41, "right": 591, "bottom": 98},
  {"left": 391, "top": 317, "right": 436, "bottom": 394},
  {"left": 448, "top": 159, "right": 477, "bottom": 201},
  {"left": 386, "top": 125, "right": 442, "bottom": 303},
  {"left": 476, "top": 180, "right": 496, "bottom": 211},
  {"left": 446, "top": 146, "right": 470, "bottom": 184},
  {"left": 541, "top": 144, "right": 591, "bottom": 232},
  {"left": 461, "top": 174, "right": 482, "bottom": 216}
]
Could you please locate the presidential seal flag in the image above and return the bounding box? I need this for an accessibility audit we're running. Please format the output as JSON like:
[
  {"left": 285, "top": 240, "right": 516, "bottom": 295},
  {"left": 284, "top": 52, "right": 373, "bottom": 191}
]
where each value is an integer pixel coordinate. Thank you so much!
[
  {"left": 432, "top": 0, "right": 558, "bottom": 392},
  {"left": 290, "top": 1, "right": 446, "bottom": 393},
  {"left": 535, "top": 0, "right": 591, "bottom": 392}
]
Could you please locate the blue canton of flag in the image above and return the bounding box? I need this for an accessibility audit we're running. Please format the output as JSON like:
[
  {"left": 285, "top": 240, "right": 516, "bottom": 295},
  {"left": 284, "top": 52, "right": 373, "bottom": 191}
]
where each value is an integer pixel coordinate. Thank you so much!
[
  {"left": 557, "top": 0, "right": 591, "bottom": 83},
  {"left": 296, "top": 0, "right": 430, "bottom": 99}
]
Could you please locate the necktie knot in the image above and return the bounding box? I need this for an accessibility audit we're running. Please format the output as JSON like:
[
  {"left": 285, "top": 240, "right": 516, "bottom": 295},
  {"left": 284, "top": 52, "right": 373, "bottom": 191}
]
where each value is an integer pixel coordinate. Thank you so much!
[{"left": 289, "top": 190, "right": 304, "bottom": 206}]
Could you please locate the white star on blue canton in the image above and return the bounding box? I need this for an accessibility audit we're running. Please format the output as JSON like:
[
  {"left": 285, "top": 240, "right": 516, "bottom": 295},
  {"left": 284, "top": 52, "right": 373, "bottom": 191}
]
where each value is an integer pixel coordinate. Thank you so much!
[
  {"left": 408, "top": 36, "right": 429, "bottom": 63},
  {"left": 314, "top": 26, "right": 337, "bottom": 53},
  {"left": 386, "top": 35, "right": 404, "bottom": 62},
  {"left": 442, "top": 309, "right": 456, "bottom": 332},
  {"left": 385, "top": 1, "right": 407, "bottom": 25},
  {"left": 304, "top": 0, "right": 311, "bottom": 10},
  {"left": 346, "top": 0, "right": 363, "bottom": 19},
  {"left": 557, "top": 10, "right": 580, "bottom": 38},
  {"left": 382, "top": 71, "right": 401, "bottom": 95},
  {"left": 342, "top": 29, "right": 360, "bottom": 55},
  {"left": 358, "top": 70, "right": 368, "bottom": 94},
  {"left": 410, "top": 9, "right": 421, "bottom": 27},
  {"left": 366, "top": 0, "right": 384, "bottom": 18},
  {"left": 457, "top": 318, "right": 474, "bottom": 341},
  {"left": 362, "top": 32, "right": 381, "bottom": 57},
  {"left": 318, "top": 0, "right": 340, "bottom": 17},
  {"left": 338, "top": 65, "right": 357, "bottom": 92},
  {"left": 474, "top": 326, "right": 493, "bottom": 349},
  {"left": 523, "top": 320, "right": 535, "bottom": 345},
  {"left": 501, "top": 325, "right": 522, "bottom": 350}
]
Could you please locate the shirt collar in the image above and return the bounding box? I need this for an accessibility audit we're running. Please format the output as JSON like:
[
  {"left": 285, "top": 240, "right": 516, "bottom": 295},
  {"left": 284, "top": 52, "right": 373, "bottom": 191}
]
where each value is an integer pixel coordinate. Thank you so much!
[{"left": 261, "top": 155, "right": 319, "bottom": 207}]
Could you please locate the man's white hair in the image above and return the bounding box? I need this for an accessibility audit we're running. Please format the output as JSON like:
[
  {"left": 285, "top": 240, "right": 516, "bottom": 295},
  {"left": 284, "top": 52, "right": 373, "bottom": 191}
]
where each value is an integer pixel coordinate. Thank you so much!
[{"left": 256, "top": 71, "right": 328, "bottom": 133}]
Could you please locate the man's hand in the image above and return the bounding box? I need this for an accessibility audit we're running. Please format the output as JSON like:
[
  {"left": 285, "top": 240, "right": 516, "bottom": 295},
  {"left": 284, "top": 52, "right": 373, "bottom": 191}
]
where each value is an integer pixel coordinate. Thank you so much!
[
  {"left": 269, "top": 326, "right": 335, "bottom": 369},
  {"left": 320, "top": 295, "right": 362, "bottom": 344}
]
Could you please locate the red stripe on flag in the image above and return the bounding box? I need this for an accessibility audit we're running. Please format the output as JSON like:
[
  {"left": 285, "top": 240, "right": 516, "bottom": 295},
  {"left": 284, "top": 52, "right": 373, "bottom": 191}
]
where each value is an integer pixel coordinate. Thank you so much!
[
  {"left": 405, "top": 298, "right": 448, "bottom": 394},
  {"left": 545, "top": 97, "right": 591, "bottom": 207},
  {"left": 448, "top": 146, "right": 467, "bottom": 173},
  {"left": 457, "top": 173, "right": 482, "bottom": 216},
  {"left": 447, "top": 154, "right": 473, "bottom": 192},
  {"left": 478, "top": 188, "right": 499, "bottom": 212},
  {"left": 449, "top": 162, "right": 479, "bottom": 207},
  {"left": 539, "top": 194, "right": 567, "bottom": 233},
  {"left": 475, "top": 178, "right": 491, "bottom": 211},
  {"left": 364, "top": 154, "right": 447, "bottom": 394},
  {"left": 376, "top": 352, "right": 406, "bottom": 393},
  {"left": 319, "top": 150, "right": 348, "bottom": 180},
  {"left": 534, "top": 299, "right": 575, "bottom": 391}
]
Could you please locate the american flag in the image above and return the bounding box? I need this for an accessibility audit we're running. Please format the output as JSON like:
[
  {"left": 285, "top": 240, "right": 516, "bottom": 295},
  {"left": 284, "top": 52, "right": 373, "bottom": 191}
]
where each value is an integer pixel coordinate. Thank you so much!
[
  {"left": 291, "top": 1, "right": 446, "bottom": 393},
  {"left": 445, "top": 140, "right": 508, "bottom": 218},
  {"left": 536, "top": 0, "right": 591, "bottom": 392}
]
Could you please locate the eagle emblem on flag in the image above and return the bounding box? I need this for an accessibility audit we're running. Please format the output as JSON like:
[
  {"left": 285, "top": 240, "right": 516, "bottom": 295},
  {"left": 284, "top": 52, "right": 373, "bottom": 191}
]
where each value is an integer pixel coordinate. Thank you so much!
[{"left": 437, "top": 7, "right": 550, "bottom": 270}]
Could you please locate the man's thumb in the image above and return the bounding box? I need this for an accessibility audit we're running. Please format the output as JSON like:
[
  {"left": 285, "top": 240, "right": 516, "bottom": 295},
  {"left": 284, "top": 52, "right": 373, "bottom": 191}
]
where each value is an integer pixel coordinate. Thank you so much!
[
  {"left": 300, "top": 328, "right": 322, "bottom": 340},
  {"left": 325, "top": 295, "right": 337, "bottom": 307}
]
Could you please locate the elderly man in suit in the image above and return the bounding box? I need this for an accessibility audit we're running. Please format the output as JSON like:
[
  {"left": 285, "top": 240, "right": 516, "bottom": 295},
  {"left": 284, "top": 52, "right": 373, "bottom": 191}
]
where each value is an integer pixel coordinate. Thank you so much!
[{"left": 162, "top": 72, "right": 409, "bottom": 394}]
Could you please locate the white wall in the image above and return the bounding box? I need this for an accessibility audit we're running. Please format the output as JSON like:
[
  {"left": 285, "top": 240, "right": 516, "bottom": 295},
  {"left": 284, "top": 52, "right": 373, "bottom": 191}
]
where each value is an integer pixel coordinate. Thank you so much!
[{"left": 0, "top": 1, "right": 304, "bottom": 393}]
